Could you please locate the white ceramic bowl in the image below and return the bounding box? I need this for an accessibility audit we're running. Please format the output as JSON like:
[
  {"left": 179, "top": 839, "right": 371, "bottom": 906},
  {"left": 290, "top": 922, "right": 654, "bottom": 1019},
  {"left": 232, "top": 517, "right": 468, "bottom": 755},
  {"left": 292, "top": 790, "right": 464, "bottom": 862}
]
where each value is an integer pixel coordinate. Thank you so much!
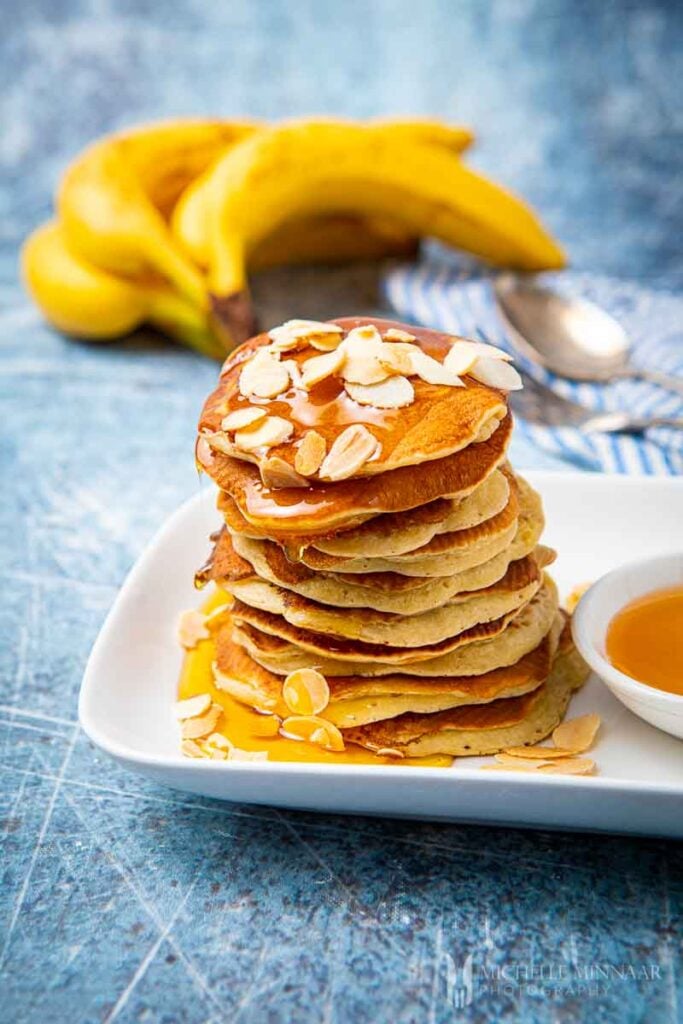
[{"left": 572, "top": 553, "right": 683, "bottom": 740}]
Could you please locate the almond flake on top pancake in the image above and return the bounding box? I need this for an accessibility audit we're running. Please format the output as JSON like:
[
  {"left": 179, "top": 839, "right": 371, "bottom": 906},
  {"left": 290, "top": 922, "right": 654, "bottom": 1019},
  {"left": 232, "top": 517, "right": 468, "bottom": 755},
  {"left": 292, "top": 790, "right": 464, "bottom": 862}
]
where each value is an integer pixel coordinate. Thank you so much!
[
  {"left": 343, "top": 625, "right": 590, "bottom": 756},
  {"left": 199, "top": 318, "right": 507, "bottom": 485},
  {"left": 200, "top": 412, "right": 513, "bottom": 537},
  {"left": 231, "top": 581, "right": 560, "bottom": 677},
  {"left": 225, "top": 552, "right": 544, "bottom": 647}
]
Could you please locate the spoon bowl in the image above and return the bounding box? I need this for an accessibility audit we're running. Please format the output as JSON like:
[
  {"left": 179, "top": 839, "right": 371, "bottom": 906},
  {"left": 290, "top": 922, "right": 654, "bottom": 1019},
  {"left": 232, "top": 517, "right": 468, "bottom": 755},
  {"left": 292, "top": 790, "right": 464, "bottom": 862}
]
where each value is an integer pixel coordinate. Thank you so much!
[{"left": 494, "top": 275, "right": 683, "bottom": 396}]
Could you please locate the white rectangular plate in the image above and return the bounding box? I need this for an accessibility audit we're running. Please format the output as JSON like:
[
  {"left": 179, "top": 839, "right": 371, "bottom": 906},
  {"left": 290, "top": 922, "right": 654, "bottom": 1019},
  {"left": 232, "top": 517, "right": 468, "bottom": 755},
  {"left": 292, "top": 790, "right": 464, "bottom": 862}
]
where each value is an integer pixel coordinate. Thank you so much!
[{"left": 79, "top": 472, "right": 683, "bottom": 837}]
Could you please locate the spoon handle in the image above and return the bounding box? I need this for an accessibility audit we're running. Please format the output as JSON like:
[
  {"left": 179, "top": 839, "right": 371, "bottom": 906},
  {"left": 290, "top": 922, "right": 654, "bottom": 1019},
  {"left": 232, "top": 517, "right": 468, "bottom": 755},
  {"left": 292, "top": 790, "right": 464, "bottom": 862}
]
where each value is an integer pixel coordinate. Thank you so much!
[{"left": 616, "top": 366, "right": 683, "bottom": 397}]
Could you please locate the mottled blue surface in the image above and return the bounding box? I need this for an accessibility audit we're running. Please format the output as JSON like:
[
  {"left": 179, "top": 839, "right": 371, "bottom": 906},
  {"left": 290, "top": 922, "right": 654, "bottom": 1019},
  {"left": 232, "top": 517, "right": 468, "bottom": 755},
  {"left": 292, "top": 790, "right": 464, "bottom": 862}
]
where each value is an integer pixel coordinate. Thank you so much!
[{"left": 1, "top": 2, "right": 681, "bottom": 1022}]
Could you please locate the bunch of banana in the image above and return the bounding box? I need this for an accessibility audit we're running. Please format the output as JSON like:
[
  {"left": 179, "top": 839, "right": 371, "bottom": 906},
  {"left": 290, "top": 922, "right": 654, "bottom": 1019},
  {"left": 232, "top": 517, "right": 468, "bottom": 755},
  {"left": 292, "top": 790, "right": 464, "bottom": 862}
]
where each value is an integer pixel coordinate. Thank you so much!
[{"left": 22, "top": 115, "right": 565, "bottom": 357}]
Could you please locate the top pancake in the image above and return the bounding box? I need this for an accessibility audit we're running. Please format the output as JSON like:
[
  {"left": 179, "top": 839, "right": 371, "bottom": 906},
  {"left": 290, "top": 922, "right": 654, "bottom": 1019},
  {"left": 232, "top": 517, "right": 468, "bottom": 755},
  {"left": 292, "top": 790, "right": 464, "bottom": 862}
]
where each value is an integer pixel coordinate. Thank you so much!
[
  {"left": 198, "top": 317, "right": 508, "bottom": 480},
  {"left": 203, "top": 411, "right": 512, "bottom": 537}
]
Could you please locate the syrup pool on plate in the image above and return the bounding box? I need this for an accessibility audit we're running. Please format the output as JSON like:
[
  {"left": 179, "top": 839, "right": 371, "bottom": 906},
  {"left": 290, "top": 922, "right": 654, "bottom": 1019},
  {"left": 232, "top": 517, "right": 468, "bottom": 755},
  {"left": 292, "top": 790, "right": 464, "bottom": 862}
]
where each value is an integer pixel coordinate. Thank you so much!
[
  {"left": 178, "top": 588, "right": 453, "bottom": 766},
  {"left": 606, "top": 585, "right": 683, "bottom": 696}
]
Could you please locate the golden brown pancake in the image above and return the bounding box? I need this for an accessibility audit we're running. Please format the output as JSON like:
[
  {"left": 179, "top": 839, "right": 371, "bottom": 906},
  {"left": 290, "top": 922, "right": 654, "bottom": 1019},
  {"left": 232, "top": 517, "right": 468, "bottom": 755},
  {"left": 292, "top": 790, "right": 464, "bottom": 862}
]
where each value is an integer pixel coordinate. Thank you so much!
[
  {"left": 213, "top": 526, "right": 554, "bottom": 615},
  {"left": 344, "top": 626, "right": 589, "bottom": 756},
  {"left": 226, "top": 552, "right": 543, "bottom": 647},
  {"left": 199, "top": 317, "right": 508, "bottom": 483},
  {"left": 213, "top": 614, "right": 563, "bottom": 728},
  {"left": 232, "top": 581, "right": 560, "bottom": 677},
  {"left": 202, "top": 412, "right": 513, "bottom": 537}
]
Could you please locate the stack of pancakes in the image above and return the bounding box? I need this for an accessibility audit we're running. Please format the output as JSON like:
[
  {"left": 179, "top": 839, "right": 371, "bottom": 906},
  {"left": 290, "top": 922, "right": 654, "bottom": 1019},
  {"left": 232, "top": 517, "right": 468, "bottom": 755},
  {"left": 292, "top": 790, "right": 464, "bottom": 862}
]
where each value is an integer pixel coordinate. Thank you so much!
[{"left": 195, "top": 317, "right": 588, "bottom": 760}]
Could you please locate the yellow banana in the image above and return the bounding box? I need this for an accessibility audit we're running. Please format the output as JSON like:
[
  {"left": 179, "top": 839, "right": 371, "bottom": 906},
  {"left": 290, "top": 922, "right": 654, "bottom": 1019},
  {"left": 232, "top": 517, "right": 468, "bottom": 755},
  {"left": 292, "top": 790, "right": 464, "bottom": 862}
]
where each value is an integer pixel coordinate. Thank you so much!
[
  {"left": 171, "top": 117, "right": 472, "bottom": 267},
  {"left": 199, "top": 121, "right": 564, "bottom": 344},
  {"left": 57, "top": 118, "right": 260, "bottom": 312},
  {"left": 250, "top": 215, "right": 417, "bottom": 269},
  {"left": 22, "top": 221, "right": 225, "bottom": 359}
]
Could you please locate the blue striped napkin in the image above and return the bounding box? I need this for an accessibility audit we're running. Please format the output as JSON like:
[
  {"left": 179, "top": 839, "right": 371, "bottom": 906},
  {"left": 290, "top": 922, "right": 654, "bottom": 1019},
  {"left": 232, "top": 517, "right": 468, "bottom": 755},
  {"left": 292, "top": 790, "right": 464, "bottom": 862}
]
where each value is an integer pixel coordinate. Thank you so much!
[{"left": 382, "top": 261, "right": 683, "bottom": 475}]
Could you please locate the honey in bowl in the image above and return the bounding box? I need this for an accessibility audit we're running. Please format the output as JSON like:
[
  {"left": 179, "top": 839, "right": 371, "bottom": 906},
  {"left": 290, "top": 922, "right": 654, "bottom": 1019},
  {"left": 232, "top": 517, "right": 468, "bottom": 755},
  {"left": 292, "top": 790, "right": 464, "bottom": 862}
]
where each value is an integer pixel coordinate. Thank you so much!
[{"left": 606, "top": 586, "right": 683, "bottom": 696}]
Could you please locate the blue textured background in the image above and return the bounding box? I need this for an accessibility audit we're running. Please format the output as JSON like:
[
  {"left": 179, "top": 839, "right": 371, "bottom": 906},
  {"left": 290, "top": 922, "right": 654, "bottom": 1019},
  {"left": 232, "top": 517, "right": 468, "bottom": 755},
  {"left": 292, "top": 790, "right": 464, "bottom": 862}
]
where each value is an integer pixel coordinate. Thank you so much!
[{"left": 1, "top": 2, "right": 681, "bottom": 1022}]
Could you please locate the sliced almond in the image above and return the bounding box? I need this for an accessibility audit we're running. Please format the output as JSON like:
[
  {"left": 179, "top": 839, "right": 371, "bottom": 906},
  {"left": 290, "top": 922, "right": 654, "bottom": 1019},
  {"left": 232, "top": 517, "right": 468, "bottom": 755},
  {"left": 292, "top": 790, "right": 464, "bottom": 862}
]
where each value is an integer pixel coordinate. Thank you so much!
[
  {"left": 260, "top": 455, "right": 309, "bottom": 489},
  {"left": 268, "top": 319, "right": 343, "bottom": 352},
  {"left": 301, "top": 348, "right": 345, "bottom": 390},
  {"left": 205, "top": 431, "right": 236, "bottom": 456},
  {"left": 283, "top": 669, "right": 330, "bottom": 716},
  {"left": 538, "top": 758, "right": 596, "bottom": 775},
  {"left": 173, "top": 693, "right": 212, "bottom": 720},
  {"left": 181, "top": 739, "right": 206, "bottom": 758},
  {"left": 204, "top": 603, "right": 233, "bottom": 631},
  {"left": 227, "top": 747, "right": 269, "bottom": 762},
  {"left": 384, "top": 328, "right": 416, "bottom": 342},
  {"left": 221, "top": 407, "right": 267, "bottom": 432},
  {"left": 406, "top": 347, "right": 464, "bottom": 387},
  {"left": 444, "top": 340, "right": 513, "bottom": 376},
  {"left": 338, "top": 326, "right": 389, "bottom": 385},
  {"left": 281, "top": 715, "right": 345, "bottom": 752},
  {"left": 177, "top": 609, "right": 209, "bottom": 649},
  {"left": 181, "top": 703, "right": 222, "bottom": 739},
  {"left": 318, "top": 424, "right": 380, "bottom": 481},
  {"left": 294, "top": 430, "right": 327, "bottom": 476},
  {"left": 345, "top": 376, "right": 414, "bottom": 409},
  {"left": 378, "top": 345, "right": 414, "bottom": 376},
  {"left": 552, "top": 714, "right": 601, "bottom": 753},
  {"left": 206, "top": 732, "right": 232, "bottom": 750},
  {"left": 282, "top": 359, "right": 304, "bottom": 389},
  {"left": 494, "top": 753, "right": 546, "bottom": 769},
  {"left": 205, "top": 745, "right": 228, "bottom": 760},
  {"left": 502, "top": 745, "right": 578, "bottom": 760},
  {"left": 234, "top": 416, "right": 293, "bottom": 452},
  {"left": 375, "top": 746, "right": 405, "bottom": 758},
  {"left": 469, "top": 356, "right": 523, "bottom": 391},
  {"left": 239, "top": 349, "right": 290, "bottom": 399}
]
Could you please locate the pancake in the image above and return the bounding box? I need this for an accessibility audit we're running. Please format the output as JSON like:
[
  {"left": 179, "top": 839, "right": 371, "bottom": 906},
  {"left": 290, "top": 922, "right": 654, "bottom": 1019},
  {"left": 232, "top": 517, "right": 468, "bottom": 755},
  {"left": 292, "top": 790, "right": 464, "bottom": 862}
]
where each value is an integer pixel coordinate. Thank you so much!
[
  {"left": 293, "top": 476, "right": 521, "bottom": 574},
  {"left": 308, "top": 468, "right": 510, "bottom": 558},
  {"left": 202, "top": 412, "right": 513, "bottom": 537},
  {"left": 226, "top": 553, "right": 543, "bottom": 647},
  {"left": 344, "top": 627, "right": 589, "bottom": 756},
  {"left": 213, "top": 615, "right": 564, "bottom": 728},
  {"left": 199, "top": 317, "right": 508, "bottom": 484},
  {"left": 217, "top": 527, "right": 554, "bottom": 615},
  {"left": 232, "top": 581, "right": 560, "bottom": 677}
]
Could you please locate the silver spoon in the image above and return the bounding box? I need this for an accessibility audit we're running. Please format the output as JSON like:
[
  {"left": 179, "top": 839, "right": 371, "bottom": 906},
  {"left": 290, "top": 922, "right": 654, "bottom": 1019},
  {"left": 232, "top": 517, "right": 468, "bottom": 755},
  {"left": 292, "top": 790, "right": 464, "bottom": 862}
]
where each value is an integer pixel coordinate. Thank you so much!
[{"left": 494, "top": 275, "right": 683, "bottom": 397}]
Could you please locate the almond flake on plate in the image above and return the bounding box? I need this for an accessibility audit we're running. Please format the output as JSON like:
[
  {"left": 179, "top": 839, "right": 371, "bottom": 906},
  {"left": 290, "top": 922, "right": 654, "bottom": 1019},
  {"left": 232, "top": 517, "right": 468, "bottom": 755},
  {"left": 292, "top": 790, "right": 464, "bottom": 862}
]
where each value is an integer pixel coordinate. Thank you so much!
[
  {"left": 501, "top": 745, "right": 578, "bottom": 760},
  {"left": 468, "top": 356, "right": 523, "bottom": 391},
  {"left": 283, "top": 668, "right": 330, "bottom": 716},
  {"left": 294, "top": 430, "right": 327, "bottom": 476},
  {"left": 173, "top": 693, "right": 212, "bottom": 720},
  {"left": 552, "top": 713, "right": 601, "bottom": 753},
  {"left": 234, "top": 416, "right": 293, "bottom": 452},
  {"left": 538, "top": 757, "right": 596, "bottom": 776},
  {"left": 318, "top": 424, "right": 380, "bottom": 481},
  {"left": 280, "top": 715, "right": 345, "bottom": 752},
  {"left": 177, "top": 609, "right": 209, "bottom": 649},
  {"left": 181, "top": 739, "right": 206, "bottom": 758},
  {"left": 384, "top": 328, "right": 416, "bottom": 342},
  {"left": 181, "top": 702, "right": 222, "bottom": 739},
  {"left": 260, "top": 455, "right": 309, "bottom": 489},
  {"left": 345, "top": 375, "right": 415, "bottom": 409},
  {"left": 239, "top": 348, "right": 290, "bottom": 398},
  {"left": 444, "top": 340, "right": 513, "bottom": 376},
  {"left": 221, "top": 407, "right": 267, "bottom": 432},
  {"left": 301, "top": 348, "right": 345, "bottom": 389},
  {"left": 228, "top": 748, "right": 269, "bottom": 762}
]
